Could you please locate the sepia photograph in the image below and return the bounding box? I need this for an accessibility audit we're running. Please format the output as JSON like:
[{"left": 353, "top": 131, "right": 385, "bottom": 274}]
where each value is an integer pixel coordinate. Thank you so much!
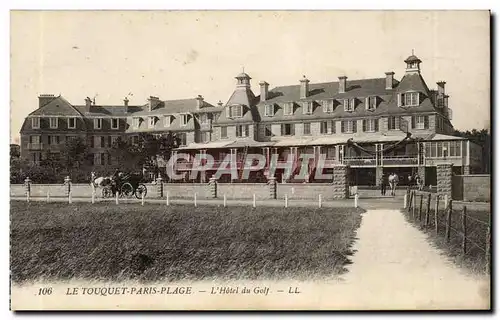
[{"left": 9, "top": 10, "right": 491, "bottom": 310}]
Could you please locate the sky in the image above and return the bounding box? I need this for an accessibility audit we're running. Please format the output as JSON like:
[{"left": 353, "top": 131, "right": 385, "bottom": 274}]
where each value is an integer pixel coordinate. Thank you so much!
[{"left": 10, "top": 10, "right": 490, "bottom": 144}]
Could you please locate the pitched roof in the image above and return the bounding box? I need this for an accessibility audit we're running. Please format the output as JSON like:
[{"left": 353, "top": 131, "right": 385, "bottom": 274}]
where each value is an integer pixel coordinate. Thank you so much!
[{"left": 29, "top": 96, "right": 84, "bottom": 117}]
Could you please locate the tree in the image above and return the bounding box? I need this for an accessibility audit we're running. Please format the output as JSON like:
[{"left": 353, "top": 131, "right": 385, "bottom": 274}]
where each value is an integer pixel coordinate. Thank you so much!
[
  {"left": 59, "top": 136, "right": 90, "bottom": 176},
  {"left": 453, "top": 128, "right": 491, "bottom": 173}
]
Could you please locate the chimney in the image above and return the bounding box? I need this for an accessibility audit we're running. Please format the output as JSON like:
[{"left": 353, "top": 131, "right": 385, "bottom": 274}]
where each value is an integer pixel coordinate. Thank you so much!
[
  {"left": 299, "top": 76, "right": 310, "bottom": 99},
  {"left": 338, "top": 76, "right": 347, "bottom": 94},
  {"left": 85, "top": 97, "right": 92, "bottom": 108},
  {"left": 259, "top": 81, "right": 269, "bottom": 102},
  {"left": 124, "top": 97, "right": 129, "bottom": 107},
  {"left": 437, "top": 81, "right": 446, "bottom": 96},
  {"left": 195, "top": 95, "right": 204, "bottom": 110},
  {"left": 38, "top": 94, "right": 56, "bottom": 108},
  {"left": 385, "top": 72, "right": 395, "bottom": 90},
  {"left": 148, "top": 96, "right": 160, "bottom": 112},
  {"left": 217, "top": 100, "right": 223, "bottom": 107}
]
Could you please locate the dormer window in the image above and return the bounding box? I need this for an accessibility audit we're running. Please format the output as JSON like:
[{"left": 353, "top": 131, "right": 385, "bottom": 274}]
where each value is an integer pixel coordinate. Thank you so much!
[
  {"left": 180, "top": 114, "right": 189, "bottom": 126},
  {"left": 94, "top": 118, "right": 102, "bottom": 129},
  {"left": 283, "top": 102, "right": 294, "bottom": 116},
  {"left": 164, "top": 115, "right": 171, "bottom": 127},
  {"left": 302, "top": 101, "right": 313, "bottom": 115},
  {"left": 366, "top": 96, "right": 377, "bottom": 111},
  {"left": 68, "top": 117, "right": 76, "bottom": 129},
  {"left": 264, "top": 104, "right": 274, "bottom": 117},
  {"left": 343, "top": 98, "right": 355, "bottom": 112},
  {"left": 32, "top": 118, "right": 40, "bottom": 129},
  {"left": 148, "top": 116, "right": 157, "bottom": 128},
  {"left": 322, "top": 100, "right": 334, "bottom": 113},
  {"left": 49, "top": 117, "right": 58, "bottom": 129},
  {"left": 111, "top": 118, "right": 119, "bottom": 129},
  {"left": 132, "top": 117, "right": 141, "bottom": 129},
  {"left": 198, "top": 113, "right": 209, "bottom": 124},
  {"left": 398, "top": 92, "right": 420, "bottom": 107},
  {"left": 227, "top": 105, "right": 243, "bottom": 118}
]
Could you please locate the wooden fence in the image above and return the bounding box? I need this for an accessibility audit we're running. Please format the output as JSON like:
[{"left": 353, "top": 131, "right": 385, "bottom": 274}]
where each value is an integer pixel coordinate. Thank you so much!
[{"left": 405, "top": 189, "right": 491, "bottom": 273}]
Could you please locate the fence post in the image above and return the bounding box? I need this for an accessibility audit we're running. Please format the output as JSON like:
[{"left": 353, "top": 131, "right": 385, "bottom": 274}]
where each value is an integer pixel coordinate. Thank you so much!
[
  {"left": 318, "top": 194, "right": 322, "bottom": 208},
  {"left": 64, "top": 176, "right": 72, "bottom": 204},
  {"left": 407, "top": 190, "right": 413, "bottom": 214},
  {"left": 284, "top": 194, "right": 288, "bottom": 208},
  {"left": 166, "top": 191, "right": 169, "bottom": 206},
  {"left": 46, "top": 190, "right": 50, "bottom": 203},
  {"left": 486, "top": 226, "right": 491, "bottom": 273},
  {"left": 445, "top": 199, "right": 452, "bottom": 242},
  {"left": 403, "top": 193, "right": 407, "bottom": 209},
  {"left": 91, "top": 185, "right": 95, "bottom": 204},
  {"left": 354, "top": 194, "right": 358, "bottom": 208},
  {"left": 194, "top": 193, "right": 197, "bottom": 207},
  {"left": 462, "top": 206, "right": 467, "bottom": 255},
  {"left": 253, "top": 194, "right": 256, "bottom": 208},
  {"left": 223, "top": 194, "right": 227, "bottom": 207},
  {"left": 115, "top": 191, "right": 119, "bottom": 205},
  {"left": 156, "top": 177, "right": 163, "bottom": 198},
  {"left": 412, "top": 191, "right": 416, "bottom": 220},
  {"left": 268, "top": 176, "right": 277, "bottom": 200},
  {"left": 24, "top": 177, "right": 31, "bottom": 203},
  {"left": 209, "top": 177, "right": 217, "bottom": 198},
  {"left": 419, "top": 194, "right": 423, "bottom": 222},
  {"left": 141, "top": 191, "right": 145, "bottom": 206},
  {"left": 434, "top": 195, "right": 439, "bottom": 234},
  {"left": 425, "top": 193, "right": 431, "bottom": 227}
]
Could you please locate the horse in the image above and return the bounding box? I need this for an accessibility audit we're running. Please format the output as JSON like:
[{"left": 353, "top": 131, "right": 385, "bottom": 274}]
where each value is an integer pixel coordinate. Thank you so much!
[{"left": 388, "top": 173, "right": 399, "bottom": 196}]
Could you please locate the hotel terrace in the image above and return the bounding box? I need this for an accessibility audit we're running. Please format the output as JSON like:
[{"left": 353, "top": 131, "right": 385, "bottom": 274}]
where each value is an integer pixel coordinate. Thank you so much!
[{"left": 20, "top": 54, "right": 482, "bottom": 186}]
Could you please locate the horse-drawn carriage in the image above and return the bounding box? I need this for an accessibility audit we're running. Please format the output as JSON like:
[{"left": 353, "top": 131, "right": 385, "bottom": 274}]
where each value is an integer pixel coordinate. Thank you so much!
[{"left": 100, "top": 173, "right": 148, "bottom": 199}]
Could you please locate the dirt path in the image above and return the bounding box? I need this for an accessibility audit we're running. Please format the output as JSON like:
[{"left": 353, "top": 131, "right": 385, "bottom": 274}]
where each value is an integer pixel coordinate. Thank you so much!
[{"left": 339, "top": 209, "right": 490, "bottom": 309}]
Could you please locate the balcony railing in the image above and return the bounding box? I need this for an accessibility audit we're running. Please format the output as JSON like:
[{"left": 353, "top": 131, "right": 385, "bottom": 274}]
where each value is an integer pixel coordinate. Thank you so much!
[
  {"left": 382, "top": 156, "right": 418, "bottom": 166},
  {"left": 343, "top": 157, "right": 376, "bottom": 166},
  {"left": 27, "top": 143, "right": 44, "bottom": 150}
]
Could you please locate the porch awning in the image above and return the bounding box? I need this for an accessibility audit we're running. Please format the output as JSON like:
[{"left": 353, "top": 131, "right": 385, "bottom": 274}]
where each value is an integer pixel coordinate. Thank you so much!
[
  {"left": 176, "top": 140, "right": 235, "bottom": 150},
  {"left": 272, "top": 138, "right": 315, "bottom": 147},
  {"left": 225, "top": 140, "right": 276, "bottom": 148}
]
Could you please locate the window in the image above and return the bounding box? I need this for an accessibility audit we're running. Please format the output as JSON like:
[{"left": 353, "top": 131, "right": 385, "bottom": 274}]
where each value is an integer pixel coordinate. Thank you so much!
[
  {"left": 101, "top": 136, "right": 105, "bottom": 148},
  {"left": 321, "top": 147, "right": 336, "bottom": 159},
  {"left": 133, "top": 118, "right": 141, "bottom": 129},
  {"left": 132, "top": 136, "right": 139, "bottom": 145},
  {"left": 111, "top": 118, "right": 119, "bottom": 129},
  {"left": 108, "top": 154, "right": 112, "bottom": 165},
  {"left": 30, "top": 135, "right": 40, "bottom": 144},
  {"left": 322, "top": 100, "right": 334, "bottom": 113},
  {"left": 437, "top": 142, "right": 443, "bottom": 157},
  {"left": 199, "top": 132, "right": 210, "bottom": 143},
  {"left": 281, "top": 123, "right": 295, "bottom": 136},
  {"left": 94, "top": 118, "right": 102, "bottom": 129},
  {"left": 220, "top": 126, "right": 228, "bottom": 139},
  {"left": 68, "top": 117, "right": 76, "bottom": 129},
  {"left": 363, "top": 119, "right": 379, "bottom": 132},
  {"left": 180, "top": 114, "right": 189, "bottom": 126},
  {"left": 437, "top": 96, "right": 445, "bottom": 108},
  {"left": 388, "top": 116, "right": 400, "bottom": 130},
  {"left": 49, "top": 117, "right": 58, "bottom": 129},
  {"left": 399, "top": 92, "right": 420, "bottom": 107},
  {"left": 236, "top": 125, "right": 249, "bottom": 137},
  {"left": 264, "top": 104, "right": 274, "bottom": 117},
  {"left": 366, "top": 96, "right": 377, "bottom": 111},
  {"left": 341, "top": 120, "right": 357, "bottom": 133},
  {"left": 320, "top": 121, "right": 335, "bottom": 134},
  {"left": 413, "top": 115, "right": 428, "bottom": 130},
  {"left": 228, "top": 105, "right": 243, "bottom": 118},
  {"left": 303, "top": 123, "right": 311, "bottom": 135},
  {"left": 164, "top": 116, "right": 171, "bottom": 127},
  {"left": 101, "top": 153, "right": 106, "bottom": 165},
  {"left": 198, "top": 113, "right": 208, "bottom": 124},
  {"left": 177, "top": 133, "right": 187, "bottom": 146},
  {"left": 94, "top": 153, "right": 101, "bottom": 165},
  {"left": 111, "top": 136, "right": 118, "bottom": 146},
  {"left": 343, "top": 99, "right": 355, "bottom": 112},
  {"left": 149, "top": 116, "right": 156, "bottom": 128},
  {"left": 302, "top": 101, "right": 313, "bottom": 115},
  {"left": 449, "top": 141, "right": 461, "bottom": 157},
  {"left": 31, "top": 118, "right": 40, "bottom": 129},
  {"left": 264, "top": 124, "right": 272, "bottom": 137},
  {"left": 48, "top": 136, "right": 60, "bottom": 145},
  {"left": 283, "top": 102, "right": 294, "bottom": 115}
]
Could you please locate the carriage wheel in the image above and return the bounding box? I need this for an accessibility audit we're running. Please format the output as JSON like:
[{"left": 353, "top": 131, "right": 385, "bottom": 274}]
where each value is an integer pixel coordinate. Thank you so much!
[
  {"left": 102, "top": 187, "right": 113, "bottom": 198},
  {"left": 135, "top": 184, "right": 147, "bottom": 199},
  {"left": 121, "top": 183, "right": 134, "bottom": 198}
]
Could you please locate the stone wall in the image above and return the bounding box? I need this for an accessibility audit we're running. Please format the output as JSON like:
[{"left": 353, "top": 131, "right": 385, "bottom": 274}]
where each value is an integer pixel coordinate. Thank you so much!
[
  {"left": 332, "top": 165, "right": 349, "bottom": 199},
  {"left": 452, "top": 174, "right": 490, "bottom": 202}
]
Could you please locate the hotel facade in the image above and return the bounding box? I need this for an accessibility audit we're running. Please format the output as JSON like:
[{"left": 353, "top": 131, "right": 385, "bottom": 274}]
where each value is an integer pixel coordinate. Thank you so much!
[{"left": 19, "top": 54, "right": 483, "bottom": 186}]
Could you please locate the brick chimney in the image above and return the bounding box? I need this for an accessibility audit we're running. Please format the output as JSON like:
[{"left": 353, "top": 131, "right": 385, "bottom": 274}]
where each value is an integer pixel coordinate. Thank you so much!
[
  {"left": 437, "top": 81, "right": 446, "bottom": 96},
  {"left": 385, "top": 72, "right": 395, "bottom": 90},
  {"left": 195, "top": 95, "right": 204, "bottom": 110},
  {"left": 85, "top": 97, "right": 92, "bottom": 108},
  {"left": 299, "top": 76, "right": 310, "bottom": 99},
  {"left": 338, "top": 76, "right": 347, "bottom": 94},
  {"left": 148, "top": 96, "right": 160, "bottom": 112},
  {"left": 259, "top": 81, "right": 269, "bottom": 102},
  {"left": 38, "top": 94, "right": 56, "bottom": 108}
]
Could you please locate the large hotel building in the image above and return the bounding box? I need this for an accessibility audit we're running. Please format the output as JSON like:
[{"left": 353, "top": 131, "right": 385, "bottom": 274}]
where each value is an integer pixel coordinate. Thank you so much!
[{"left": 20, "top": 54, "right": 483, "bottom": 186}]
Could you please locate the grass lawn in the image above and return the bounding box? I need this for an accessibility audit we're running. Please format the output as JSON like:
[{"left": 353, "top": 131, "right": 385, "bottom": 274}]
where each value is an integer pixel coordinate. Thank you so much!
[
  {"left": 403, "top": 201, "right": 491, "bottom": 275},
  {"left": 11, "top": 201, "right": 363, "bottom": 283}
]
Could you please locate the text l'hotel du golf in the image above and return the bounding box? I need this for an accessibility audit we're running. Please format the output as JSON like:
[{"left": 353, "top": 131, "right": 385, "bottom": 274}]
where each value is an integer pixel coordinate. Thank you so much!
[{"left": 37, "top": 285, "right": 302, "bottom": 297}]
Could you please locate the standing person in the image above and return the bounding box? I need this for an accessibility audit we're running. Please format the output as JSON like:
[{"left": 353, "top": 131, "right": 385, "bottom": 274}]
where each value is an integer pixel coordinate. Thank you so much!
[
  {"left": 407, "top": 174, "right": 413, "bottom": 189},
  {"left": 380, "top": 173, "right": 387, "bottom": 196}
]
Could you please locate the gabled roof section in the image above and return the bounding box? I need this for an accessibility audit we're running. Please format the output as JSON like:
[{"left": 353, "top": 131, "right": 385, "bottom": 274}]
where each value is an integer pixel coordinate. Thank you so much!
[
  {"left": 29, "top": 96, "right": 84, "bottom": 117},
  {"left": 395, "top": 73, "right": 432, "bottom": 97},
  {"left": 257, "top": 78, "right": 399, "bottom": 105},
  {"left": 75, "top": 105, "right": 133, "bottom": 116},
  {"left": 226, "top": 87, "right": 256, "bottom": 107},
  {"left": 129, "top": 99, "right": 218, "bottom": 117}
]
